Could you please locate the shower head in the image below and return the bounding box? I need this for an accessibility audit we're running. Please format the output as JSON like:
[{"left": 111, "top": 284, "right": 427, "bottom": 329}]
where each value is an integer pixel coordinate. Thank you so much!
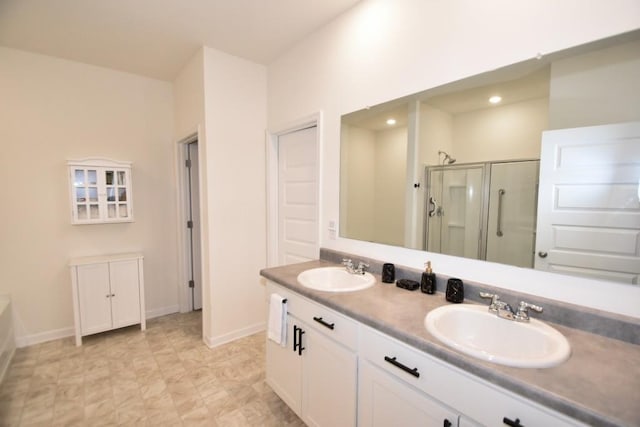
[{"left": 438, "top": 150, "right": 456, "bottom": 165}]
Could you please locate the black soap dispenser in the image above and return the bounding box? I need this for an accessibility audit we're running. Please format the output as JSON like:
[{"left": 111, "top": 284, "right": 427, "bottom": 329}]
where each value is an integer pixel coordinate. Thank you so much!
[{"left": 421, "top": 261, "right": 436, "bottom": 294}]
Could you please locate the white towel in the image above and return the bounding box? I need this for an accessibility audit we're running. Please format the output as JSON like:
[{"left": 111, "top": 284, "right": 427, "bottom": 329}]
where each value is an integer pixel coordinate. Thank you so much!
[{"left": 268, "top": 293, "right": 287, "bottom": 347}]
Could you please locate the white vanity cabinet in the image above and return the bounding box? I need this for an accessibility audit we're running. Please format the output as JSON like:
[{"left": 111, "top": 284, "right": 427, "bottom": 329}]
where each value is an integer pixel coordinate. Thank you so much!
[
  {"left": 67, "top": 158, "right": 133, "bottom": 224},
  {"left": 70, "top": 253, "right": 145, "bottom": 346},
  {"left": 360, "top": 326, "right": 584, "bottom": 427},
  {"left": 266, "top": 282, "right": 358, "bottom": 427}
]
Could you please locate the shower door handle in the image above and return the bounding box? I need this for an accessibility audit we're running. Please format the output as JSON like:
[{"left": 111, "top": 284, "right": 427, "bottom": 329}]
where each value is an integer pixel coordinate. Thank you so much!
[
  {"left": 496, "top": 189, "right": 506, "bottom": 237},
  {"left": 428, "top": 197, "right": 438, "bottom": 217}
]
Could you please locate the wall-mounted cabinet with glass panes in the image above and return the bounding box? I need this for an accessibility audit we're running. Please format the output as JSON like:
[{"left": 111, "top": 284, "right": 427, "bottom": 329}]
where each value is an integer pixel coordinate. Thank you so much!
[{"left": 67, "top": 158, "right": 134, "bottom": 224}]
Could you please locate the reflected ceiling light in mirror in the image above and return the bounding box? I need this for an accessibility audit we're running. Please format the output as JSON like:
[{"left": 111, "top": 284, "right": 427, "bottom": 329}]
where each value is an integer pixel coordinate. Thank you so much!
[
  {"left": 489, "top": 95, "right": 502, "bottom": 104},
  {"left": 386, "top": 118, "right": 396, "bottom": 125}
]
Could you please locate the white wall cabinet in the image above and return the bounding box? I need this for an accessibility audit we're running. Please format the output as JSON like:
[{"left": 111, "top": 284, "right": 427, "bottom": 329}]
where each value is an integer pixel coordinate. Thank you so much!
[
  {"left": 70, "top": 253, "right": 145, "bottom": 346},
  {"left": 266, "top": 283, "right": 358, "bottom": 427},
  {"left": 67, "top": 158, "right": 133, "bottom": 224}
]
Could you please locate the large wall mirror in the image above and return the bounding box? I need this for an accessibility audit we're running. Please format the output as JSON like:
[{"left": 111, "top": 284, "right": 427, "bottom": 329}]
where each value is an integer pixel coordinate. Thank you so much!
[{"left": 340, "top": 30, "right": 640, "bottom": 285}]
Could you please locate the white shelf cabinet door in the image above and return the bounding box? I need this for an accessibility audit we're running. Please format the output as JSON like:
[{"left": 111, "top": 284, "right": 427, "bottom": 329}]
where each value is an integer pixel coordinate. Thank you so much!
[
  {"left": 71, "top": 253, "right": 145, "bottom": 346},
  {"left": 302, "top": 326, "right": 357, "bottom": 427},
  {"left": 358, "top": 359, "right": 459, "bottom": 427},
  {"left": 68, "top": 158, "right": 134, "bottom": 224},
  {"left": 109, "top": 259, "right": 142, "bottom": 329},
  {"left": 76, "top": 262, "right": 113, "bottom": 336},
  {"left": 266, "top": 315, "right": 303, "bottom": 416}
]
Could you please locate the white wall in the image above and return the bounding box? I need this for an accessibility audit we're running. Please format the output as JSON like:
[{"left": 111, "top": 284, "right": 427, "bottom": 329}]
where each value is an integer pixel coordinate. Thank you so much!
[
  {"left": 549, "top": 38, "right": 640, "bottom": 129},
  {"left": 201, "top": 47, "right": 267, "bottom": 346},
  {"left": 341, "top": 124, "right": 376, "bottom": 240},
  {"left": 452, "top": 98, "right": 548, "bottom": 163},
  {"left": 373, "top": 126, "right": 407, "bottom": 246},
  {"left": 268, "top": 0, "right": 640, "bottom": 318},
  {"left": 0, "top": 47, "right": 179, "bottom": 346},
  {"left": 418, "top": 103, "right": 453, "bottom": 167}
]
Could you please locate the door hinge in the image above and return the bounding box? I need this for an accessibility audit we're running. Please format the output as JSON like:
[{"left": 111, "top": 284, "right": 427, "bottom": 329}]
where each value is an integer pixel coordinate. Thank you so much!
[
  {"left": 187, "top": 220, "right": 193, "bottom": 229},
  {"left": 185, "top": 159, "right": 192, "bottom": 168},
  {"left": 188, "top": 280, "right": 195, "bottom": 288}
]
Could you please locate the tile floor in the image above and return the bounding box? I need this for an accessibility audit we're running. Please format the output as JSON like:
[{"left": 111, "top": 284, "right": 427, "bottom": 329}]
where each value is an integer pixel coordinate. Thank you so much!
[{"left": 0, "top": 312, "right": 304, "bottom": 426}]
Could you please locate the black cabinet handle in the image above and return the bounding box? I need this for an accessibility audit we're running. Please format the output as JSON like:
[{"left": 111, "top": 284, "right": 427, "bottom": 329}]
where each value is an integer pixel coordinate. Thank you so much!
[
  {"left": 297, "top": 328, "right": 305, "bottom": 355},
  {"left": 313, "top": 316, "right": 335, "bottom": 330},
  {"left": 503, "top": 417, "right": 524, "bottom": 427},
  {"left": 384, "top": 356, "right": 420, "bottom": 378},
  {"left": 443, "top": 419, "right": 452, "bottom": 427},
  {"left": 293, "top": 325, "right": 299, "bottom": 353}
]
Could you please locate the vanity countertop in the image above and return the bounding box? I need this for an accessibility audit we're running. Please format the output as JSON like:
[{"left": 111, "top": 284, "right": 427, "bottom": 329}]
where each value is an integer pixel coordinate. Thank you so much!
[{"left": 260, "top": 260, "right": 640, "bottom": 427}]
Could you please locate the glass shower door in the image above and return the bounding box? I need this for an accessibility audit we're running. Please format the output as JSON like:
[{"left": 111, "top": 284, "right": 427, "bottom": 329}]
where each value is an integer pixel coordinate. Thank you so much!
[
  {"left": 485, "top": 160, "right": 539, "bottom": 268},
  {"left": 425, "top": 164, "right": 485, "bottom": 259}
]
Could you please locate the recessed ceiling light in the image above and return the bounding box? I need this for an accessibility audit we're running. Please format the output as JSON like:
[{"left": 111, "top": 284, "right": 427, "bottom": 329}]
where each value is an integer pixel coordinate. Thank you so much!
[
  {"left": 489, "top": 95, "right": 502, "bottom": 104},
  {"left": 386, "top": 118, "right": 396, "bottom": 125}
]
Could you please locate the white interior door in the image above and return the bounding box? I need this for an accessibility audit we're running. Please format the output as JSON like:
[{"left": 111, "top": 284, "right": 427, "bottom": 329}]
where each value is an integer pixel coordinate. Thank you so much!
[
  {"left": 535, "top": 122, "right": 640, "bottom": 283},
  {"left": 186, "top": 142, "right": 202, "bottom": 310},
  {"left": 278, "top": 126, "right": 319, "bottom": 265},
  {"left": 486, "top": 161, "right": 539, "bottom": 268}
]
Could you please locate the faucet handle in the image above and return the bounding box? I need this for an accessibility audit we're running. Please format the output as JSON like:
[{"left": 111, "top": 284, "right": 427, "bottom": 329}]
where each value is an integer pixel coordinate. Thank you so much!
[
  {"left": 515, "top": 301, "right": 543, "bottom": 322},
  {"left": 342, "top": 258, "right": 353, "bottom": 266},
  {"left": 356, "top": 261, "right": 369, "bottom": 274},
  {"left": 479, "top": 292, "right": 501, "bottom": 311}
]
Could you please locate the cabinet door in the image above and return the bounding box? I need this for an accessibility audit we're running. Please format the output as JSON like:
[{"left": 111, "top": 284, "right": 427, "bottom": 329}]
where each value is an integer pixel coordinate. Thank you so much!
[
  {"left": 104, "top": 168, "right": 133, "bottom": 221},
  {"left": 266, "top": 316, "right": 303, "bottom": 416},
  {"left": 109, "top": 260, "right": 141, "bottom": 329},
  {"left": 302, "top": 326, "right": 357, "bottom": 427},
  {"left": 77, "top": 263, "right": 112, "bottom": 335},
  {"left": 70, "top": 167, "right": 101, "bottom": 222},
  {"left": 358, "top": 360, "right": 459, "bottom": 427}
]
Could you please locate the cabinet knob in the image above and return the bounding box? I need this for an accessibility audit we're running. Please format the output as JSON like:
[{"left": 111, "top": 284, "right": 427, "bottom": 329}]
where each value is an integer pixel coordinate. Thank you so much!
[
  {"left": 444, "top": 419, "right": 452, "bottom": 427},
  {"left": 105, "top": 294, "right": 110, "bottom": 298}
]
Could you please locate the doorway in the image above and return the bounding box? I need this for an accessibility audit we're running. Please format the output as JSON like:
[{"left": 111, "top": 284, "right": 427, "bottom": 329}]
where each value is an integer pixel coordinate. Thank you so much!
[{"left": 179, "top": 136, "right": 202, "bottom": 311}]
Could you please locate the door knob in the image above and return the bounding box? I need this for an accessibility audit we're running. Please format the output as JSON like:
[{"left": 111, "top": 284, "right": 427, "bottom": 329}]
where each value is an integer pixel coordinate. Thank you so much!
[{"left": 538, "top": 251, "right": 548, "bottom": 258}]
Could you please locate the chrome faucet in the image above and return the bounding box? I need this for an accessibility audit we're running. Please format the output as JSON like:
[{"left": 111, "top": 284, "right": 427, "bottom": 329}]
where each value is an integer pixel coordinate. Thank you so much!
[
  {"left": 355, "top": 261, "right": 369, "bottom": 275},
  {"left": 515, "top": 301, "right": 543, "bottom": 322},
  {"left": 479, "top": 292, "right": 542, "bottom": 323},
  {"left": 342, "top": 258, "right": 355, "bottom": 273},
  {"left": 342, "top": 258, "right": 369, "bottom": 275}
]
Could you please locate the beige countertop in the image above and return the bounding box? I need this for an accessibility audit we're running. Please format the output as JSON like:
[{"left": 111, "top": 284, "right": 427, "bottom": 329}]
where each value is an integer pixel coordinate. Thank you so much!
[{"left": 260, "top": 260, "right": 640, "bottom": 427}]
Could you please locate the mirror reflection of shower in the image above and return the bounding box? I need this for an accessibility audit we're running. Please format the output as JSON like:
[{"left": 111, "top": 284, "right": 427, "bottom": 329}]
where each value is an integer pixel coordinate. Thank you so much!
[{"left": 438, "top": 150, "right": 456, "bottom": 165}]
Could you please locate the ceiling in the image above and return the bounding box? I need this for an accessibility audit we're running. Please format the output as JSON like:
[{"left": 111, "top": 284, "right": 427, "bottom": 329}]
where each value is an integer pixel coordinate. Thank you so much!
[
  {"left": 343, "top": 66, "right": 550, "bottom": 131},
  {"left": 0, "top": 0, "right": 361, "bottom": 81}
]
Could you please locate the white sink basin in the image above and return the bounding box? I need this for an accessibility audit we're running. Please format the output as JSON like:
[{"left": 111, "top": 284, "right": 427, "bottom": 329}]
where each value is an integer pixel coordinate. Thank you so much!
[
  {"left": 425, "top": 304, "right": 570, "bottom": 368},
  {"left": 297, "top": 267, "right": 376, "bottom": 292}
]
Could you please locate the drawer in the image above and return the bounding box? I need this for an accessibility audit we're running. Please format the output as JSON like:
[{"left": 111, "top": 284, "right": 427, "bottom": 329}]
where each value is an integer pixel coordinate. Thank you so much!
[
  {"left": 360, "top": 324, "right": 431, "bottom": 392},
  {"left": 267, "top": 282, "right": 358, "bottom": 351},
  {"left": 360, "top": 325, "right": 583, "bottom": 427}
]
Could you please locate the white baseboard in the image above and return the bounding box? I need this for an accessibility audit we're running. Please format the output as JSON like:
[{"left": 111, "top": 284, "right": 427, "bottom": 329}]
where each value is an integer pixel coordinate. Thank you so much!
[
  {"left": 146, "top": 305, "right": 180, "bottom": 320},
  {"left": 15, "top": 326, "right": 75, "bottom": 348},
  {"left": 204, "top": 321, "right": 266, "bottom": 348},
  {"left": 14, "top": 305, "right": 181, "bottom": 348}
]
